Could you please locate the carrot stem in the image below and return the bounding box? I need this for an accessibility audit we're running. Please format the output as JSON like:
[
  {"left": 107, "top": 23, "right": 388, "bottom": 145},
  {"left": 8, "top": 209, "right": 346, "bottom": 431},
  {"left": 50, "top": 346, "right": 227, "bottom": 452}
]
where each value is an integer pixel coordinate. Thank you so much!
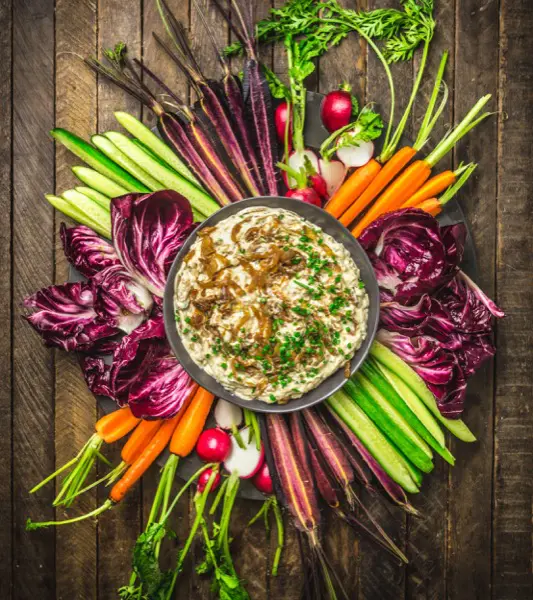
[
  {"left": 271, "top": 497, "right": 284, "bottom": 576},
  {"left": 26, "top": 499, "right": 113, "bottom": 530}
]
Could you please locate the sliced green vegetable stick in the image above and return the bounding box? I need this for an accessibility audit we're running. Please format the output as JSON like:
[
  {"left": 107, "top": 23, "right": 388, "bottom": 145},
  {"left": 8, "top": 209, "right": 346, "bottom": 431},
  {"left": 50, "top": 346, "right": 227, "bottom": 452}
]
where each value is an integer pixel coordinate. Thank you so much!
[
  {"left": 377, "top": 364, "right": 446, "bottom": 448},
  {"left": 114, "top": 111, "right": 199, "bottom": 186},
  {"left": 75, "top": 186, "right": 111, "bottom": 210},
  {"left": 104, "top": 131, "right": 218, "bottom": 217},
  {"left": 51, "top": 128, "right": 149, "bottom": 193},
  {"left": 327, "top": 391, "right": 419, "bottom": 493},
  {"left": 92, "top": 134, "right": 165, "bottom": 191},
  {"left": 61, "top": 190, "right": 112, "bottom": 235},
  {"left": 45, "top": 194, "right": 110, "bottom": 238},
  {"left": 73, "top": 166, "right": 130, "bottom": 198},
  {"left": 370, "top": 341, "right": 476, "bottom": 442}
]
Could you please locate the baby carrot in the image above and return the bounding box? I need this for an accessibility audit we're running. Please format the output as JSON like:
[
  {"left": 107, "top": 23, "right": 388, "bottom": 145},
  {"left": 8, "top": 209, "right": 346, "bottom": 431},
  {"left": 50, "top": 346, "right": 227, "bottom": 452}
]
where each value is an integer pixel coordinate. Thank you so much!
[
  {"left": 110, "top": 414, "right": 182, "bottom": 504},
  {"left": 325, "top": 159, "right": 381, "bottom": 218},
  {"left": 97, "top": 407, "right": 141, "bottom": 443},
  {"left": 402, "top": 163, "right": 472, "bottom": 208},
  {"left": 122, "top": 419, "right": 163, "bottom": 464},
  {"left": 170, "top": 387, "right": 215, "bottom": 457},
  {"left": 338, "top": 147, "right": 416, "bottom": 226}
]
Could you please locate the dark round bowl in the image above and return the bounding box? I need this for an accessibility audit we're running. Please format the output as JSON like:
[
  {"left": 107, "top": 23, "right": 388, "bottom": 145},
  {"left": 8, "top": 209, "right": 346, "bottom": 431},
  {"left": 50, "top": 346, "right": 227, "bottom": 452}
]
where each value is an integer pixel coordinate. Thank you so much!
[{"left": 163, "top": 196, "right": 380, "bottom": 414}]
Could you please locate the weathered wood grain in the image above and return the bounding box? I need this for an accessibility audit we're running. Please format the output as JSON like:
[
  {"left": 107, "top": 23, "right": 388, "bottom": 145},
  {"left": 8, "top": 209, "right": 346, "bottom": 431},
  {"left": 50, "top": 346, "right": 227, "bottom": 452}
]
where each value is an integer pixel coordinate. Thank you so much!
[
  {"left": 406, "top": 3, "right": 454, "bottom": 598},
  {"left": 493, "top": 1, "right": 533, "bottom": 598},
  {"left": 0, "top": 0, "right": 12, "bottom": 598},
  {"left": 12, "top": 0, "right": 56, "bottom": 598},
  {"left": 54, "top": 1, "right": 99, "bottom": 598},
  {"left": 447, "top": 1, "right": 499, "bottom": 598},
  {"left": 96, "top": 2, "right": 144, "bottom": 597}
]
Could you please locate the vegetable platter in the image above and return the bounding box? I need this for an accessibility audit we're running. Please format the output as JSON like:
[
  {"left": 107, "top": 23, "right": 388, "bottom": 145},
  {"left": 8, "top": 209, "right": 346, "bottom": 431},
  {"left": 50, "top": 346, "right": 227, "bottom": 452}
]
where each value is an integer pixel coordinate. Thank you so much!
[{"left": 21, "top": 1, "right": 504, "bottom": 599}]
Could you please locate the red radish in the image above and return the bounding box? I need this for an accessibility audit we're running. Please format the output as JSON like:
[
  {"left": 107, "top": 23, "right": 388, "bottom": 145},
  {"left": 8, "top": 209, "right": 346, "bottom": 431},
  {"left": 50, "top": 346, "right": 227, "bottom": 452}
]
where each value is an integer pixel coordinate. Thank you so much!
[
  {"left": 337, "top": 140, "right": 375, "bottom": 168},
  {"left": 196, "top": 428, "right": 231, "bottom": 463},
  {"left": 214, "top": 399, "right": 243, "bottom": 431},
  {"left": 197, "top": 467, "right": 221, "bottom": 493},
  {"left": 252, "top": 461, "right": 273, "bottom": 495},
  {"left": 286, "top": 187, "right": 322, "bottom": 207},
  {"left": 321, "top": 83, "right": 355, "bottom": 133},
  {"left": 309, "top": 173, "right": 328, "bottom": 200},
  {"left": 275, "top": 101, "right": 292, "bottom": 145},
  {"left": 224, "top": 426, "right": 264, "bottom": 479},
  {"left": 319, "top": 158, "right": 347, "bottom": 198}
]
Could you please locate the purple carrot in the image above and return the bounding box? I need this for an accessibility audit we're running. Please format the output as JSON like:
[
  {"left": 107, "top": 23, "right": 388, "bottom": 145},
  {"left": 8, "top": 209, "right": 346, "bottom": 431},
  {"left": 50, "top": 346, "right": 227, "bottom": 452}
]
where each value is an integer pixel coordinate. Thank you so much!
[
  {"left": 266, "top": 414, "right": 320, "bottom": 534},
  {"left": 135, "top": 60, "right": 245, "bottom": 203},
  {"left": 155, "top": 1, "right": 264, "bottom": 196},
  {"left": 212, "top": 0, "right": 281, "bottom": 196},
  {"left": 326, "top": 404, "right": 419, "bottom": 516},
  {"left": 303, "top": 408, "right": 356, "bottom": 505},
  {"left": 289, "top": 413, "right": 339, "bottom": 508}
]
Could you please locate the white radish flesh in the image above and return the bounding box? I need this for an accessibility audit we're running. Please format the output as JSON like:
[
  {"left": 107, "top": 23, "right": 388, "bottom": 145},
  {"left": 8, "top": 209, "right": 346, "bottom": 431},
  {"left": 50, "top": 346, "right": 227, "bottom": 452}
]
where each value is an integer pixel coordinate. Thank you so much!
[
  {"left": 319, "top": 158, "right": 347, "bottom": 198},
  {"left": 214, "top": 399, "right": 243, "bottom": 431},
  {"left": 287, "top": 149, "right": 320, "bottom": 188},
  {"left": 337, "top": 140, "right": 374, "bottom": 168},
  {"left": 224, "top": 426, "right": 265, "bottom": 479}
]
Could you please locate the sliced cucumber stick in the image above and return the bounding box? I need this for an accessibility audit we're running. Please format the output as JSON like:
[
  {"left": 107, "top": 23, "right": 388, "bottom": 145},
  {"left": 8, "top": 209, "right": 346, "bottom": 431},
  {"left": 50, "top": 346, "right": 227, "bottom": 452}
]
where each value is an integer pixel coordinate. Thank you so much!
[
  {"left": 46, "top": 194, "right": 110, "bottom": 238},
  {"left": 114, "top": 111, "right": 199, "bottom": 185},
  {"left": 51, "top": 128, "right": 148, "bottom": 193},
  {"left": 75, "top": 186, "right": 111, "bottom": 210},
  {"left": 370, "top": 341, "right": 476, "bottom": 443},
  {"left": 328, "top": 391, "right": 419, "bottom": 494},
  {"left": 104, "top": 131, "right": 218, "bottom": 217},
  {"left": 73, "top": 166, "right": 130, "bottom": 198},
  {"left": 91, "top": 134, "right": 164, "bottom": 191},
  {"left": 346, "top": 376, "right": 434, "bottom": 473},
  {"left": 363, "top": 360, "right": 455, "bottom": 465}
]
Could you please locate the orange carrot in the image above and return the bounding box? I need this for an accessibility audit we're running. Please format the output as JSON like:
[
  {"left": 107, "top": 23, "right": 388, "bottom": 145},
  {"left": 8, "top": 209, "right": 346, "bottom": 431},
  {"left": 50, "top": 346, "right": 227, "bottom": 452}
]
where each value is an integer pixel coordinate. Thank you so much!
[
  {"left": 352, "top": 160, "right": 432, "bottom": 236},
  {"left": 402, "top": 170, "right": 457, "bottom": 208},
  {"left": 110, "top": 414, "right": 182, "bottom": 504},
  {"left": 415, "top": 198, "right": 441, "bottom": 216},
  {"left": 95, "top": 406, "right": 140, "bottom": 442},
  {"left": 170, "top": 387, "right": 215, "bottom": 457},
  {"left": 325, "top": 159, "right": 381, "bottom": 218},
  {"left": 338, "top": 147, "right": 416, "bottom": 226},
  {"left": 121, "top": 419, "right": 163, "bottom": 464}
]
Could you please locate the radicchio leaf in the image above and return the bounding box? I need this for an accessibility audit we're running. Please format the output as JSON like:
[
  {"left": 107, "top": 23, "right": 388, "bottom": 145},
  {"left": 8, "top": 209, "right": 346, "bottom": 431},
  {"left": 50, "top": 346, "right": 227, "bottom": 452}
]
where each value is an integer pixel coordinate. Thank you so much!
[
  {"left": 61, "top": 223, "right": 121, "bottom": 278},
  {"left": 360, "top": 208, "right": 466, "bottom": 303},
  {"left": 82, "top": 316, "right": 197, "bottom": 419},
  {"left": 91, "top": 264, "right": 153, "bottom": 334},
  {"left": 24, "top": 282, "right": 119, "bottom": 352},
  {"left": 111, "top": 190, "right": 195, "bottom": 297}
]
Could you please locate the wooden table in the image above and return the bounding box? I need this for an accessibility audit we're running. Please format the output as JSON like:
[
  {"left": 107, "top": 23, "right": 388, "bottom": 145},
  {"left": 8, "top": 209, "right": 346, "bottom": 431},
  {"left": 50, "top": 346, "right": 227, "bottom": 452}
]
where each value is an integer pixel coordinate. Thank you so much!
[{"left": 1, "top": 1, "right": 532, "bottom": 598}]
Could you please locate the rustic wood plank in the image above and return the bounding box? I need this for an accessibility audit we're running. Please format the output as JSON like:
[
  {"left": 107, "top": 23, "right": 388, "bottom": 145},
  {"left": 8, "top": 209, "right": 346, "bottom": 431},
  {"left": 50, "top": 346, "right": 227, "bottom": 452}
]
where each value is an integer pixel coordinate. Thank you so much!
[
  {"left": 406, "top": 3, "right": 454, "bottom": 598},
  {"left": 54, "top": 1, "right": 99, "bottom": 598},
  {"left": 359, "top": 2, "right": 412, "bottom": 598},
  {"left": 447, "top": 1, "right": 499, "bottom": 598},
  {"left": 493, "top": 0, "right": 533, "bottom": 598},
  {"left": 0, "top": 0, "right": 13, "bottom": 598},
  {"left": 12, "top": 0, "right": 56, "bottom": 598},
  {"left": 141, "top": 2, "right": 194, "bottom": 598},
  {"left": 96, "top": 1, "right": 144, "bottom": 596}
]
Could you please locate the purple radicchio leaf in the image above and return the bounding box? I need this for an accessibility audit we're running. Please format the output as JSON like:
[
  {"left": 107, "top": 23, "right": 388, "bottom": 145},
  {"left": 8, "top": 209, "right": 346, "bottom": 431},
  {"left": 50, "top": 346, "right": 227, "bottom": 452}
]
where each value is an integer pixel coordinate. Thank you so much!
[
  {"left": 60, "top": 223, "right": 121, "bottom": 278},
  {"left": 359, "top": 208, "right": 466, "bottom": 303},
  {"left": 24, "top": 282, "right": 119, "bottom": 352},
  {"left": 82, "top": 316, "right": 198, "bottom": 419},
  {"left": 111, "top": 190, "right": 195, "bottom": 297},
  {"left": 91, "top": 264, "right": 153, "bottom": 334}
]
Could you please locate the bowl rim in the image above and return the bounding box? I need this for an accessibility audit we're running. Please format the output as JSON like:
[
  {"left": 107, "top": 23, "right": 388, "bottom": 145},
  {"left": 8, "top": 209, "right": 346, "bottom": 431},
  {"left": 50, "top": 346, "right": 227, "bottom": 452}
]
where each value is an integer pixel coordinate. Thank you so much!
[{"left": 163, "top": 196, "right": 380, "bottom": 414}]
